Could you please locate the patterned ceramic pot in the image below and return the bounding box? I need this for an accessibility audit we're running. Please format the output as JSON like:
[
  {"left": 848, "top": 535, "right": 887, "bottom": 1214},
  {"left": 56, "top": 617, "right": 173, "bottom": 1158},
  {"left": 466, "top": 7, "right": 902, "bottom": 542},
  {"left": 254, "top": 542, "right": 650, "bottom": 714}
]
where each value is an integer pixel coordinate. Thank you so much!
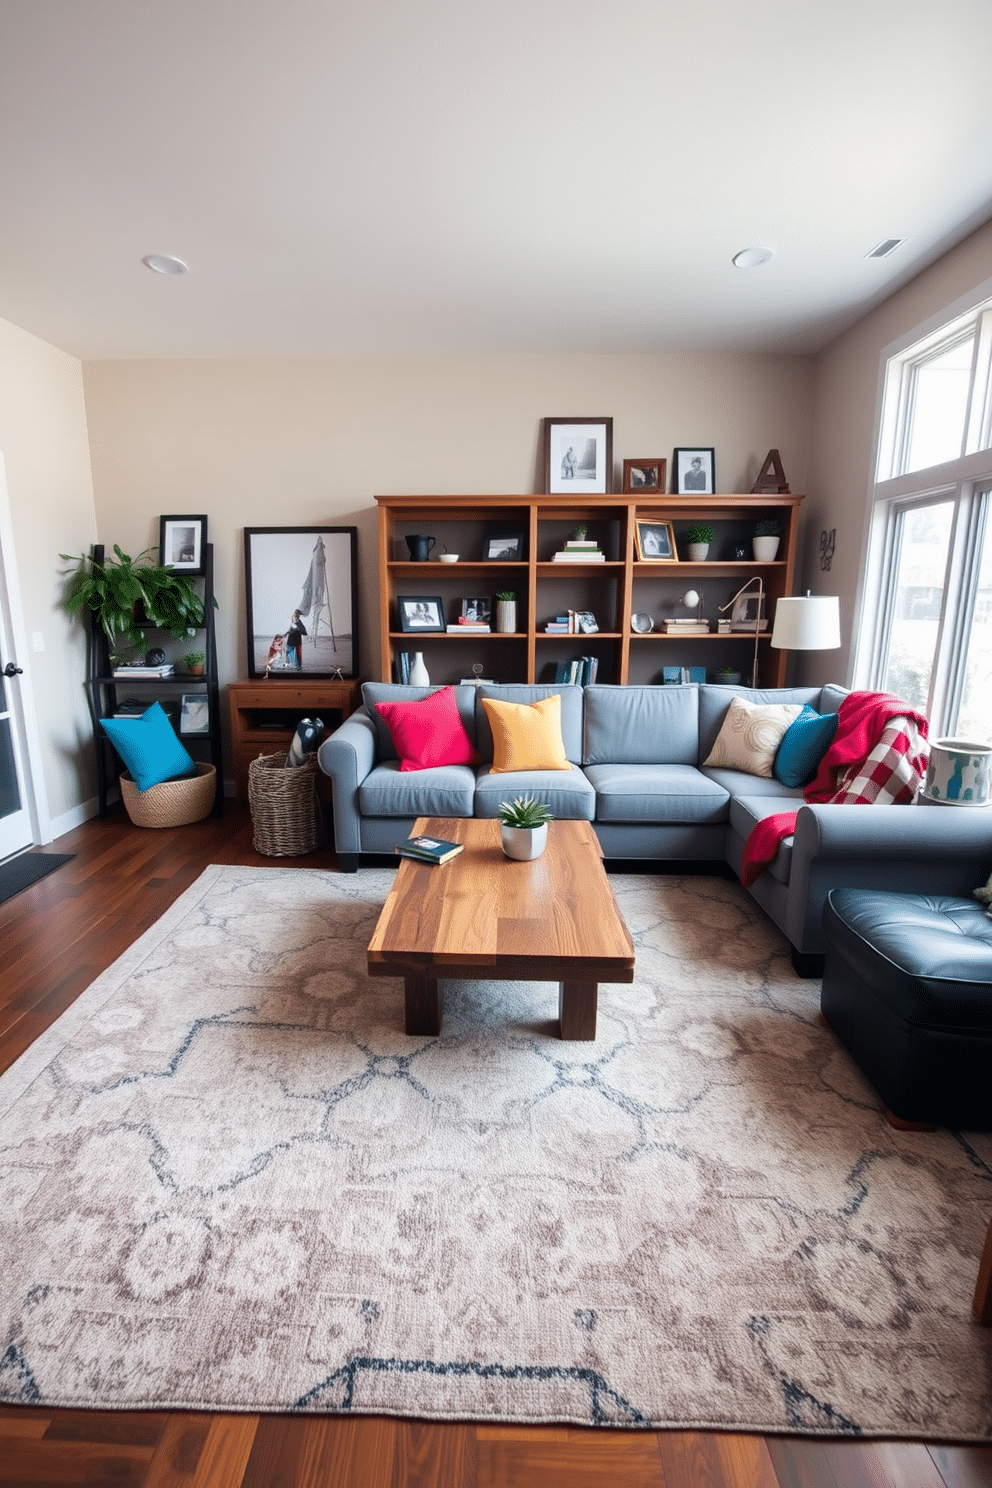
[{"left": 922, "top": 738, "right": 992, "bottom": 806}]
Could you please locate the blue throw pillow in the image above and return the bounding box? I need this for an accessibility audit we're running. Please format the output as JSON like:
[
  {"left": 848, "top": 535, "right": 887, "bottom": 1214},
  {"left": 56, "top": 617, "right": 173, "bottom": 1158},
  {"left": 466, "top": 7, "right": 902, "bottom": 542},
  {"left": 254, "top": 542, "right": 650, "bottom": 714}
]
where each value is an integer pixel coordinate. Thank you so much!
[
  {"left": 100, "top": 701, "right": 196, "bottom": 792},
  {"left": 773, "top": 704, "right": 838, "bottom": 788}
]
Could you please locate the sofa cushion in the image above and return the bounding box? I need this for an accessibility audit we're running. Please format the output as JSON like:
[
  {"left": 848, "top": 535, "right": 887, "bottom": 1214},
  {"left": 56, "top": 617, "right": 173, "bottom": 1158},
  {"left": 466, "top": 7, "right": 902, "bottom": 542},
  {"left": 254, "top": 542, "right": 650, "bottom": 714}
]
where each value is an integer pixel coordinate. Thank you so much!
[
  {"left": 481, "top": 693, "right": 572, "bottom": 772},
  {"left": 584, "top": 763, "right": 730, "bottom": 824},
  {"left": 476, "top": 685, "right": 583, "bottom": 763},
  {"left": 474, "top": 766, "right": 595, "bottom": 820},
  {"left": 358, "top": 761, "right": 476, "bottom": 818},
  {"left": 374, "top": 686, "right": 480, "bottom": 772},
  {"left": 702, "top": 695, "right": 803, "bottom": 777},
  {"left": 730, "top": 794, "right": 806, "bottom": 884},
  {"left": 698, "top": 686, "right": 823, "bottom": 763},
  {"left": 774, "top": 704, "right": 838, "bottom": 787},
  {"left": 582, "top": 685, "right": 698, "bottom": 765},
  {"left": 362, "top": 682, "right": 478, "bottom": 762}
]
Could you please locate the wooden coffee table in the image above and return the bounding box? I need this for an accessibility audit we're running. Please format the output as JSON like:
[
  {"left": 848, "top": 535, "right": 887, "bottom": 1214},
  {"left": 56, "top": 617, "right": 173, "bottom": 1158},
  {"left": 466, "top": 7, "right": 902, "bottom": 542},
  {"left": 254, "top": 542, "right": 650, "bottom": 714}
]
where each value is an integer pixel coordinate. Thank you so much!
[{"left": 367, "top": 817, "right": 635, "bottom": 1040}]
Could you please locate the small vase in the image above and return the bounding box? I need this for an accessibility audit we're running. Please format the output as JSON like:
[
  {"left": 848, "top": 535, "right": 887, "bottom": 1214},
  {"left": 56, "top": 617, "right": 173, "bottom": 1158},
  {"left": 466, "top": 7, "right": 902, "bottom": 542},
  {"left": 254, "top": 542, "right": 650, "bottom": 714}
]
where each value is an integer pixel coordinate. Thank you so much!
[
  {"left": 687, "top": 543, "right": 709, "bottom": 561},
  {"left": 500, "top": 822, "right": 548, "bottom": 861},
  {"left": 752, "top": 536, "right": 780, "bottom": 561},
  {"left": 496, "top": 599, "right": 517, "bottom": 633},
  {"left": 409, "top": 652, "right": 430, "bottom": 686}
]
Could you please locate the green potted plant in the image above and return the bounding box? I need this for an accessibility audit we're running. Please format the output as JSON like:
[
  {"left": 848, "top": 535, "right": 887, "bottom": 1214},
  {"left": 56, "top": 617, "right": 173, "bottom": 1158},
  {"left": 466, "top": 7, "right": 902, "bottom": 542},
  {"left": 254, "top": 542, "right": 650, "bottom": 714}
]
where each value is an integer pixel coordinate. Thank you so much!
[
  {"left": 182, "top": 649, "right": 206, "bottom": 676},
  {"left": 753, "top": 518, "right": 782, "bottom": 561},
  {"left": 60, "top": 544, "right": 212, "bottom": 662},
  {"left": 498, "top": 795, "right": 553, "bottom": 860},
  {"left": 684, "top": 522, "right": 714, "bottom": 560},
  {"left": 495, "top": 589, "right": 517, "bottom": 633},
  {"left": 713, "top": 664, "right": 742, "bottom": 685}
]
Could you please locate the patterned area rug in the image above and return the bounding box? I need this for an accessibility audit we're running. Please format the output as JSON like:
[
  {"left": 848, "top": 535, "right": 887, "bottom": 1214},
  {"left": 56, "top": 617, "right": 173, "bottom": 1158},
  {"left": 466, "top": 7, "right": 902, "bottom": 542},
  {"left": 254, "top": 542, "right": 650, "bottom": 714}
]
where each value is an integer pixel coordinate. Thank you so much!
[{"left": 1, "top": 864, "right": 990, "bottom": 1435}]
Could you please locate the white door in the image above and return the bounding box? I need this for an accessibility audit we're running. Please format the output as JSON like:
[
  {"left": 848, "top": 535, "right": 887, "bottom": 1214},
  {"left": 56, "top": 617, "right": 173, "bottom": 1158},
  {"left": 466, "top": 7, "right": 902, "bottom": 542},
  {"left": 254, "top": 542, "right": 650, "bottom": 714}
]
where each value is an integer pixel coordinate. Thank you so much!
[{"left": 0, "top": 453, "right": 40, "bottom": 859}]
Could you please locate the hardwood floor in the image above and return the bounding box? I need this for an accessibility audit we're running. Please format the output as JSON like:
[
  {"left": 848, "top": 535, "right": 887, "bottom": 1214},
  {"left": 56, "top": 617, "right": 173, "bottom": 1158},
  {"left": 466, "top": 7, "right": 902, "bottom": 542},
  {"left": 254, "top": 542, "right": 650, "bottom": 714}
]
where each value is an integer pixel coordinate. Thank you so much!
[{"left": 1, "top": 806, "right": 989, "bottom": 1488}]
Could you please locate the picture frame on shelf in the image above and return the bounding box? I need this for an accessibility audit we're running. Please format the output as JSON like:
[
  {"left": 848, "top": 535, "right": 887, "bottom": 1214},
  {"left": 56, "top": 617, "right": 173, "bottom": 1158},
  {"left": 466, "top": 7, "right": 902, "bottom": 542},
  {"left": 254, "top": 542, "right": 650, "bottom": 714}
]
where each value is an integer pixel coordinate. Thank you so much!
[
  {"left": 398, "top": 595, "right": 446, "bottom": 633},
  {"left": 461, "top": 597, "right": 492, "bottom": 623},
  {"left": 543, "top": 417, "right": 614, "bottom": 494},
  {"left": 622, "top": 458, "right": 666, "bottom": 494},
  {"left": 179, "top": 693, "right": 210, "bottom": 735},
  {"left": 730, "top": 592, "right": 767, "bottom": 630},
  {"left": 673, "top": 447, "right": 716, "bottom": 494},
  {"left": 634, "top": 519, "right": 678, "bottom": 561},
  {"left": 159, "top": 514, "right": 208, "bottom": 574},
  {"left": 483, "top": 533, "right": 525, "bottom": 561},
  {"left": 576, "top": 610, "right": 599, "bottom": 633},
  {"left": 243, "top": 526, "right": 359, "bottom": 678}
]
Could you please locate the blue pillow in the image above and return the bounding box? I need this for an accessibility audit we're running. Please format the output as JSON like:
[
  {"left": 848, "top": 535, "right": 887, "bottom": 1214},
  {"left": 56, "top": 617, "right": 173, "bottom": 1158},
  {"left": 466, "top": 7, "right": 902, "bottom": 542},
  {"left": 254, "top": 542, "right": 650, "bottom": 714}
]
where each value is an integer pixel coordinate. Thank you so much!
[
  {"left": 100, "top": 701, "right": 196, "bottom": 792},
  {"left": 773, "top": 704, "right": 838, "bottom": 788}
]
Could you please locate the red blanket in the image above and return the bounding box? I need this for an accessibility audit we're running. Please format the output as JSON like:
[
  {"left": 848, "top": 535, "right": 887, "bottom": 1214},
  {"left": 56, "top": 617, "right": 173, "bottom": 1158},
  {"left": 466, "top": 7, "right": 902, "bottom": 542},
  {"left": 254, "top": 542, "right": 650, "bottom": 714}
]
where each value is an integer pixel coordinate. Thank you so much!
[{"left": 740, "top": 692, "right": 930, "bottom": 888}]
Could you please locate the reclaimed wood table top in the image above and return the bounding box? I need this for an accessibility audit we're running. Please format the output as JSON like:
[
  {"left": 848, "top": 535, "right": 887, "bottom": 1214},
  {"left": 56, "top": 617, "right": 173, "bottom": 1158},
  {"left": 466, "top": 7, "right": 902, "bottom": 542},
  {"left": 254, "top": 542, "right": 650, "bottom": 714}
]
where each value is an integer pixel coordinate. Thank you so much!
[{"left": 367, "top": 817, "right": 636, "bottom": 985}]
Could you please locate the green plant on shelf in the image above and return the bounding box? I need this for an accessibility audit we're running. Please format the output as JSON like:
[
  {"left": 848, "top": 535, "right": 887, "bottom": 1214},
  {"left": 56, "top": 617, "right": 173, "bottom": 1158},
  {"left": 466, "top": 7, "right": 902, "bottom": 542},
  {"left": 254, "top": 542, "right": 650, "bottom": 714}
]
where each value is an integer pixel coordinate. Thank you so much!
[
  {"left": 754, "top": 518, "right": 781, "bottom": 537},
  {"left": 182, "top": 650, "right": 206, "bottom": 671},
  {"left": 685, "top": 523, "right": 714, "bottom": 545},
  {"left": 495, "top": 590, "right": 516, "bottom": 601},
  {"left": 570, "top": 525, "right": 588, "bottom": 540},
  {"left": 498, "top": 795, "right": 554, "bottom": 829},
  {"left": 59, "top": 544, "right": 214, "bottom": 660}
]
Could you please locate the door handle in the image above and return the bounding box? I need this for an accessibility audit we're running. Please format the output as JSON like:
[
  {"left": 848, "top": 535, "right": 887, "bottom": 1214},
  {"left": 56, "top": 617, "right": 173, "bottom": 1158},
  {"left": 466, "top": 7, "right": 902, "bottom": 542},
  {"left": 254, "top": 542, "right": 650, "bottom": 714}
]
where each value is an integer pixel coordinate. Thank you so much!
[{"left": 3, "top": 662, "right": 23, "bottom": 677}]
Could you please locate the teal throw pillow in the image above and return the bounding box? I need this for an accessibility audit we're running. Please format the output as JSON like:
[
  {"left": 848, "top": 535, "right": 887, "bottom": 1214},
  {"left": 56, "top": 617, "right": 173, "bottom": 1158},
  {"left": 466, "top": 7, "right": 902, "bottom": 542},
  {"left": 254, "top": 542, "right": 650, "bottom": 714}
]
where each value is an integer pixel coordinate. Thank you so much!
[
  {"left": 100, "top": 701, "right": 196, "bottom": 792},
  {"left": 773, "top": 704, "right": 838, "bottom": 788}
]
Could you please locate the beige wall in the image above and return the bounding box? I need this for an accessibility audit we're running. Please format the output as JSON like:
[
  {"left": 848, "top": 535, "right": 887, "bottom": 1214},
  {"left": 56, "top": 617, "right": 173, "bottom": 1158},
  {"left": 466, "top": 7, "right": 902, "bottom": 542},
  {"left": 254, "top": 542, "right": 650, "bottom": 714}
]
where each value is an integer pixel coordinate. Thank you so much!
[
  {"left": 807, "top": 217, "right": 992, "bottom": 688},
  {"left": 0, "top": 315, "right": 97, "bottom": 829},
  {"left": 83, "top": 351, "right": 814, "bottom": 783}
]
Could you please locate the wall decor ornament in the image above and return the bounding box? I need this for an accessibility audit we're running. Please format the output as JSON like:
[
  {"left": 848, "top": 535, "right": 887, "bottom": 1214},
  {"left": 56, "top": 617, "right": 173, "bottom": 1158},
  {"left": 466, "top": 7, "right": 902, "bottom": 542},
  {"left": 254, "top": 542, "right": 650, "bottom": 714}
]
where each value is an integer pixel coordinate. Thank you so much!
[
  {"left": 543, "top": 417, "right": 614, "bottom": 495},
  {"left": 398, "top": 595, "right": 446, "bottom": 633},
  {"left": 820, "top": 528, "right": 836, "bottom": 571}
]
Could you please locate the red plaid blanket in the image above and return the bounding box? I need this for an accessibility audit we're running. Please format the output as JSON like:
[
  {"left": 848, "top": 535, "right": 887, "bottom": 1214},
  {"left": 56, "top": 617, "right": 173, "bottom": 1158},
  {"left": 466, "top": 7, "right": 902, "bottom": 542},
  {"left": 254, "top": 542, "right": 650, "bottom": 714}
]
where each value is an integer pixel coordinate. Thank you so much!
[{"left": 740, "top": 693, "right": 930, "bottom": 888}]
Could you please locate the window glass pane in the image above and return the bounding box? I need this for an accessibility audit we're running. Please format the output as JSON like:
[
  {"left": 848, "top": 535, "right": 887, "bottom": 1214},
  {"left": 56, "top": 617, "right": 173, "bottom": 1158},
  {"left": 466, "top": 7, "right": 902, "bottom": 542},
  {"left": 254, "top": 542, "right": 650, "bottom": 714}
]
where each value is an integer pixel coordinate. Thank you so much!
[
  {"left": 904, "top": 338, "right": 973, "bottom": 473},
  {"left": 956, "top": 507, "right": 992, "bottom": 742},
  {"left": 880, "top": 502, "right": 953, "bottom": 709}
]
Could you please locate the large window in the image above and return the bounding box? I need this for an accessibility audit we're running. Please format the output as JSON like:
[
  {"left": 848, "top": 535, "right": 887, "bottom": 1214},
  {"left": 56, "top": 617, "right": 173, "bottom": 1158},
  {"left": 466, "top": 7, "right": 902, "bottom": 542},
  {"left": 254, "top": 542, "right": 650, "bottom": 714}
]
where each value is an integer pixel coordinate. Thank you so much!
[{"left": 862, "top": 291, "right": 992, "bottom": 741}]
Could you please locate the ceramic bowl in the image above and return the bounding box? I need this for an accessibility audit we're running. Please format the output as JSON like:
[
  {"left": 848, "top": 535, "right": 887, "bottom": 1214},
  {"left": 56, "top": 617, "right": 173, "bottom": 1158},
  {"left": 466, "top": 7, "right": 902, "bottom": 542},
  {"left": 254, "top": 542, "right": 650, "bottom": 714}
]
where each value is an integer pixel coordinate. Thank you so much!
[
  {"left": 439, "top": 553, "right": 459, "bottom": 563},
  {"left": 631, "top": 613, "right": 653, "bottom": 633}
]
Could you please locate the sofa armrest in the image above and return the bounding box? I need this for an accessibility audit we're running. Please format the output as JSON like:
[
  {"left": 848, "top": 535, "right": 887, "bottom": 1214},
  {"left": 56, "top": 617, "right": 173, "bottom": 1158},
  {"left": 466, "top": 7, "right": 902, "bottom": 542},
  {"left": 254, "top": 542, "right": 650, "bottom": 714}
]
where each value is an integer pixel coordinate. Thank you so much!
[
  {"left": 317, "top": 708, "right": 377, "bottom": 859},
  {"left": 785, "top": 802, "right": 992, "bottom": 954}
]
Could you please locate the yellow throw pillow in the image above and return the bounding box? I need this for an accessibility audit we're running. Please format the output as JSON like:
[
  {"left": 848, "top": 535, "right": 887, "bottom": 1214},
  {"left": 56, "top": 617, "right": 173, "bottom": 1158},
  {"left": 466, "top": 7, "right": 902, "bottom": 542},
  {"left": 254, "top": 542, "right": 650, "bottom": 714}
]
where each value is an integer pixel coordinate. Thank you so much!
[
  {"left": 702, "top": 695, "right": 803, "bottom": 777},
  {"left": 482, "top": 693, "right": 573, "bottom": 773}
]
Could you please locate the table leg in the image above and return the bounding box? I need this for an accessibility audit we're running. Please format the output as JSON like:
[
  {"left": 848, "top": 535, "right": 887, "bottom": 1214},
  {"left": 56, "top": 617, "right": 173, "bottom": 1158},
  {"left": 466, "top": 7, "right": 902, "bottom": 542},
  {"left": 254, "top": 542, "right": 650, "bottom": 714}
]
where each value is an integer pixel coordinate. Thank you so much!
[
  {"left": 405, "top": 975, "right": 442, "bottom": 1036},
  {"left": 559, "top": 980, "right": 597, "bottom": 1041},
  {"left": 974, "top": 1215, "right": 992, "bottom": 1325}
]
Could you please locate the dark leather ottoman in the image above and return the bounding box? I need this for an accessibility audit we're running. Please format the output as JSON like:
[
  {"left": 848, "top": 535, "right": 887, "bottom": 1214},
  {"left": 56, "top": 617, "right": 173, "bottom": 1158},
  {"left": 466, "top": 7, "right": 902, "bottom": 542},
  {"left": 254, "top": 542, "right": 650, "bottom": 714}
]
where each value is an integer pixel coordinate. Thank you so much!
[{"left": 821, "top": 888, "right": 992, "bottom": 1130}]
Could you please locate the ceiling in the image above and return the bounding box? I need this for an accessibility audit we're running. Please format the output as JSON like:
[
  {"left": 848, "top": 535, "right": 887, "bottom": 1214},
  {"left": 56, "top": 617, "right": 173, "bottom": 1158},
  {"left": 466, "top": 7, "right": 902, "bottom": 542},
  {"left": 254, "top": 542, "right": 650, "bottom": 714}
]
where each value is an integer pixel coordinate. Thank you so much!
[{"left": 3, "top": 0, "right": 992, "bottom": 361}]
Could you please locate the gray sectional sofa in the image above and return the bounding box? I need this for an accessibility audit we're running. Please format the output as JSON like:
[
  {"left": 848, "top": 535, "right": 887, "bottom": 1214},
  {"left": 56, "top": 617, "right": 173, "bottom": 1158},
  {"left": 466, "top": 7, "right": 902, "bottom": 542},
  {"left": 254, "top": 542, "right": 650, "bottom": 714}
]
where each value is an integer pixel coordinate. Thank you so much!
[{"left": 318, "top": 681, "right": 992, "bottom": 974}]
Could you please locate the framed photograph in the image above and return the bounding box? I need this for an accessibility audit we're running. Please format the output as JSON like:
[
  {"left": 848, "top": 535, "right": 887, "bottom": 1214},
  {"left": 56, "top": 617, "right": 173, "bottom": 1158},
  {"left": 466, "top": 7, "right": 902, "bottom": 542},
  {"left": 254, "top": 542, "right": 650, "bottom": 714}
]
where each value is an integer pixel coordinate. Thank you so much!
[
  {"left": 730, "top": 592, "right": 767, "bottom": 630},
  {"left": 575, "top": 610, "right": 599, "bottom": 633},
  {"left": 179, "top": 693, "right": 210, "bottom": 735},
  {"left": 622, "top": 458, "right": 666, "bottom": 494},
  {"left": 398, "top": 595, "right": 446, "bottom": 632},
  {"left": 244, "top": 527, "right": 359, "bottom": 678},
  {"left": 160, "top": 514, "right": 207, "bottom": 574},
  {"left": 483, "top": 533, "right": 525, "bottom": 561},
  {"left": 461, "top": 597, "right": 492, "bottom": 623},
  {"left": 673, "top": 447, "right": 716, "bottom": 494},
  {"left": 543, "top": 417, "right": 613, "bottom": 494},
  {"left": 634, "top": 519, "right": 678, "bottom": 561}
]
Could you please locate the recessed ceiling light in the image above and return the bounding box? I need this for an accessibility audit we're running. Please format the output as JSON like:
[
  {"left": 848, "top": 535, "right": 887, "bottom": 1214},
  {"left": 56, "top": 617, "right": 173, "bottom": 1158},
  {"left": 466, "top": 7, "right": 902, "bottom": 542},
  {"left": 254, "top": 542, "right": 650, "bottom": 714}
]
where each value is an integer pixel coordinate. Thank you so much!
[
  {"left": 732, "top": 247, "right": 774, "bottom": 269},
  {"left": 142, "top": 254, "right": 188, "bottom": 275}
]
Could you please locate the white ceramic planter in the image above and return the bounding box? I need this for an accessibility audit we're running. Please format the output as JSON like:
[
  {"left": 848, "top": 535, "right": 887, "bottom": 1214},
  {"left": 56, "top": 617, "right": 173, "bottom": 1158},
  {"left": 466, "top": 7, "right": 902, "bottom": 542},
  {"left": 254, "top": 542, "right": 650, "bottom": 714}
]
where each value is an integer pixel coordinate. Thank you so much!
[
  {"left": 687, "top": 543, "right": 709, "bottom": 561},
  {"left": 752, "top": 535, "right": 780, "bottom": 561},
  {"left": 496, "top": 599, "right": 517, "bottom": 633},
  {"left": 500, "top": 822, "right": 548, "bottom": 861}
]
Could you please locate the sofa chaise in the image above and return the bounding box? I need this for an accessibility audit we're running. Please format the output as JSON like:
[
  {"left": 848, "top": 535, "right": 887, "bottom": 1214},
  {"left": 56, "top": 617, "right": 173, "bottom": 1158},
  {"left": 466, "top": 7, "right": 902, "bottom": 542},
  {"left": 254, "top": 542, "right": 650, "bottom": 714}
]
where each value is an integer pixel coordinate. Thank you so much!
[{"left": 317, "top": 682, "right": 992, "bottom": 975}]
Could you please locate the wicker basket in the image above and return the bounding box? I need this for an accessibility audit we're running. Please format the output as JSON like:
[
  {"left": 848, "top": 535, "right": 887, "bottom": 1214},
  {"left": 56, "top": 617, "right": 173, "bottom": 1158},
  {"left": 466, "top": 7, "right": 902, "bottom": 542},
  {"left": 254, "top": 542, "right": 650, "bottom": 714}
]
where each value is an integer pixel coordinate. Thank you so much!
[
  {"left": 248, "top": 751, "right": 327, "bottom": 856},
  {"left": 120, "top": 762, "right": 216, "bottom": 828}
]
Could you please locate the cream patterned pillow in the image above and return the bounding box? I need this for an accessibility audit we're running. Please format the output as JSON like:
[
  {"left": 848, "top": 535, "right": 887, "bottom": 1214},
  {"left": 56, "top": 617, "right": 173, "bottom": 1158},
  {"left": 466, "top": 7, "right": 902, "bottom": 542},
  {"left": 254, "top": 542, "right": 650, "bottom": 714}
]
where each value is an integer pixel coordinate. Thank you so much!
[{"left": 703, "top": 696, "right": 803, "bottom": 777}]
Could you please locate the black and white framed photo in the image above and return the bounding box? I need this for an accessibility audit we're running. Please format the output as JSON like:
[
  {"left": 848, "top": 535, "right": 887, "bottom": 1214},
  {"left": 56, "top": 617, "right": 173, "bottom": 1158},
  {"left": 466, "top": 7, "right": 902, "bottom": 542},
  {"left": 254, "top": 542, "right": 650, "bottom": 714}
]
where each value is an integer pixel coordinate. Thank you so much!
[
  {"left": 179, "top": 693, "right": 210, "bottom": 735},
  {"left": 634, "top": 519, "right": 678, "bottom": 561},
  {"left": 543, "top": 417, "right": 614, "bottom": 494},
  {"left": 576, "top": 610, "right": 599, "bottom": 633},
  {"left": 160, "top": 514, "right": 208, "bottom": 574},
  {"left": 622, "top": 458, "right": 666, "bottom": 494},
  {"left": 673, "top": 447, "right": 715, "bottom": 494},
  {"left": 483, "top": 533, "right": 525, "bottom": 561},
  {"left": 244, "top": 527, "right": 359, "bottom": 678},
  {"left": 461, "top": 597, "right": 492, "bottom": 623},
  {"left": 730, "top": 591, "right": 767, "bottom": 630},
  {"left": 398, "top": 596, "right": 446, "bottom": 632}
]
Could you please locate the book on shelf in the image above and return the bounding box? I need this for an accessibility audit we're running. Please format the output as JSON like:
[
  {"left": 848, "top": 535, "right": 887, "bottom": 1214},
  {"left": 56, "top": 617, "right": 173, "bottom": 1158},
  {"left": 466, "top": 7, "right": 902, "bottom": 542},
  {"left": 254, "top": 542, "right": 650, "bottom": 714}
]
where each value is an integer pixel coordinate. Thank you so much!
[
  {"left": 553, "top": 655, "right": 600, "bottom": 685},
  {"left": 395, "top": 651, "right": 411, "bottom": 683},
  {"left": 563, "top": 540, "right": 601, "bottom": 550},
  {"left": 551, "top": 550, "right": 605, "bottom": 562},
  {"left": 447, "top": 623, "right": 490, "bottom": 632},
  {"left": 395, "top": 834, "right": 465, "bottom": 865},
  {"left": 111, "top": 663, "right": 174, "bottom": 678},
  {"left": 663, "top": 666, "right": 706, "bottom": 685},
  {"left": 661, "top": 620, "right": 710, "bottom": 634},
  {"left": 459, "top": 677, "right": 495, "bottom": 685}
]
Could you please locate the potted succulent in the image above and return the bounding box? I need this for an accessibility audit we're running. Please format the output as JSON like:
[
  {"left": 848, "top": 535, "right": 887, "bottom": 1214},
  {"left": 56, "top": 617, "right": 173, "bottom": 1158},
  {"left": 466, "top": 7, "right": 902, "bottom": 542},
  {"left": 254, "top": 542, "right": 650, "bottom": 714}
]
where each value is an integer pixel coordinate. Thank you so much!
[
  {"left": 498, "top": 795, "right": 553, "bottom": 861},
  {"left": 495, "top": 590, "right": 517, "bottom": 633},
  {"left": 182, "top": 649, "right": 206, "bottom": 676},
  {"left": 59, "top": 544, "right": 212, "bottom": 663},
  {"left": 684, "top": 522, "right": 714, "bottom": 560},
  {"left": 753, "top": 518, "right": 781, "bottom": 561},
  {"left": 713, "top": 664, "right": 742, "bottom": 685}
]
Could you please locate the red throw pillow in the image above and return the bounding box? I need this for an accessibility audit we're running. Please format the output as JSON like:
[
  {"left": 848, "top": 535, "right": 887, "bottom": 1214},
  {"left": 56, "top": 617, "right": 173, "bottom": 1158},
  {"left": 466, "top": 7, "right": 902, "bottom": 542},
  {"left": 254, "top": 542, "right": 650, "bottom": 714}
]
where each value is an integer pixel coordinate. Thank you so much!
[{"left": 375, "top": 686, "right": 480, "bottom": 772}]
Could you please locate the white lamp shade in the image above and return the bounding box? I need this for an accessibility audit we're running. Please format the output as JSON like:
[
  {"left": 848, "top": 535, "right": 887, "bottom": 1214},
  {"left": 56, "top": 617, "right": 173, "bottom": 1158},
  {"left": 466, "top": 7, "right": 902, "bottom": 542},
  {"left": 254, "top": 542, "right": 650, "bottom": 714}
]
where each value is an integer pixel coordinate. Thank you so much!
[{"left": 771, "top": 595, "right": 840, "bottom": 650}]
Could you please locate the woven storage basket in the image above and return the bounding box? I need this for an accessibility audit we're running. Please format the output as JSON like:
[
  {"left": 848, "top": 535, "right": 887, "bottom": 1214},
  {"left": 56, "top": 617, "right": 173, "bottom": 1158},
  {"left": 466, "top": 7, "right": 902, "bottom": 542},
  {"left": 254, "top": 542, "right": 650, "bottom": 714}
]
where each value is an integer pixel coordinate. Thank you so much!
[
  {"left": 120, "top": 762, "right": 216, "bottom": 828},
  {"left": 248, "top": 751, "right": 327, "bottom": 856}
]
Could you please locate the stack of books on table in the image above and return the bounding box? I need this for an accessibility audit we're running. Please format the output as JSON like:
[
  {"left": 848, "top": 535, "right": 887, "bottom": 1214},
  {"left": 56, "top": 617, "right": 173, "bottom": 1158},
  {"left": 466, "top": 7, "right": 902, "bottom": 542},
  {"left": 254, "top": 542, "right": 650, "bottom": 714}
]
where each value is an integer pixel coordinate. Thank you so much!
[
  {"left": 662, "top": 619, "right": 710, "bottom": 634},
  {"left": 395, "top": 834, "right": 465, "bottom": 865},
  {"left": 111, "top": 662, "right": 174, "bottom": 678},
  {"left": 551, "top": 539, "right": 605, "bottom": 562}
]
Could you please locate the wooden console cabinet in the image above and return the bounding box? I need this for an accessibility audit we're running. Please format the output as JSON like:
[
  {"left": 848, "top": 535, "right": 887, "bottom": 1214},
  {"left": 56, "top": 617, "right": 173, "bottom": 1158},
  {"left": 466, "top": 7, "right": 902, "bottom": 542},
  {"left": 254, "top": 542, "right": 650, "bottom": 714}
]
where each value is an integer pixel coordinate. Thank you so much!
[{"left": 228, "top": 677, "right": 363, "bottom": 802}]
